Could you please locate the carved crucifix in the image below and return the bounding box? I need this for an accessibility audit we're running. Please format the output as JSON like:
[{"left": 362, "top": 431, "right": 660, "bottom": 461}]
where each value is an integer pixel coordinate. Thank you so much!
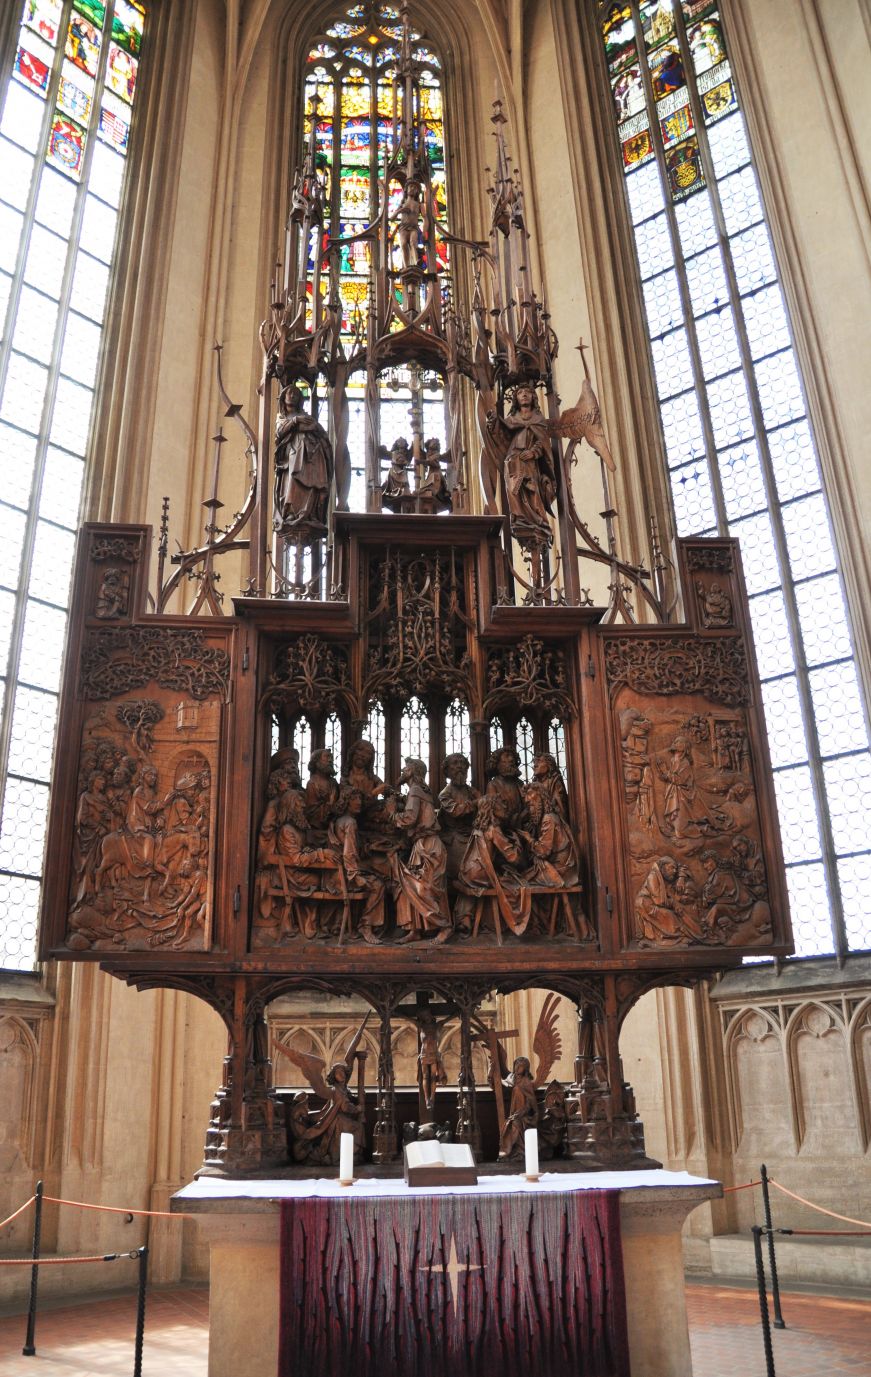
[{"left": 471, "top": 1021, "right": 519, "bottom": 1141}]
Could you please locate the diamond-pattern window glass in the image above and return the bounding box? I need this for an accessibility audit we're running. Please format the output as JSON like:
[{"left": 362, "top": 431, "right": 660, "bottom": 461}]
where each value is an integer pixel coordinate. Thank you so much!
[
  {"left": 823, "top": 752, "right": 871, "bottom": 858},
  {"left": 0, "top": 1, "right": 148, "bottom": 969},
  {"left": 685, "top": 244, "right": 728, "bottom": 315},
  {"left": 772, "top": 765, "right": 823, "bottom": 866},
  {"left": 794, "top": 575, "right": 853, "bottom": 668},
  {"left": 839, "top": 853, "right": 871, "bottom": 950},
  {"left": 785, "top": 864, "right": 834, "bottom": 957},
  {"left": 659, "top": 389, "right": 705, "bottom": 468},
  {"left": 761, "top": 676, "right": 810, "bottom": 769},
  {"left": 768, "top": 420, "right": 821, "bottom": 504},
  {"left": 747, "top": 590, "right": 794, "bottom": 682},
  {"left": 742, "top": 283, "right": 791, "bottom": 361},
  {"left": 719, "top": 440, "right": 766, "bottom": 521}
]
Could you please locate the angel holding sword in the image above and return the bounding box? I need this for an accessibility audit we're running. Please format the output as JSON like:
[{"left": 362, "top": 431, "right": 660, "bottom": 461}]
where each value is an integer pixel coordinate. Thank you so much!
[{"left": 272, "top": 1013, "right": 369, "bottom": 1164}]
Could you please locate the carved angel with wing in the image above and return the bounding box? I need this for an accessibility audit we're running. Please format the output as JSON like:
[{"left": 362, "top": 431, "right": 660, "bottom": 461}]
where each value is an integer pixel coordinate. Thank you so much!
[
  {"left": 495, "top": 993, "right": 564, "bottom": 1160},
  {"left": 273, "top": 1014, "right": 369, "bottom": 1164}
]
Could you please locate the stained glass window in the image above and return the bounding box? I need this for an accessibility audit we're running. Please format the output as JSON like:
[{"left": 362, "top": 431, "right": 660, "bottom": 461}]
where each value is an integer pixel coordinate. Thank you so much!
[
  {"left": 595, "top": 0, "right": 871, "bottom": 958},
  {"left": 302, "top": 4, "right": 447, "bottom": 510},
  {"left": 0, "top": 0, "right": 146, "bottom": 970}
]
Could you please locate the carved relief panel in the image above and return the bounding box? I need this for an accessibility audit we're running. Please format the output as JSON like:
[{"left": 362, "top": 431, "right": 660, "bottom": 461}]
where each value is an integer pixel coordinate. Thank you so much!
[
  {"left": 604, "top": 625, "right": 787, "bottom": 956},
  {"left": 41, "top": 602, "right": 233, "bottom": 958}
]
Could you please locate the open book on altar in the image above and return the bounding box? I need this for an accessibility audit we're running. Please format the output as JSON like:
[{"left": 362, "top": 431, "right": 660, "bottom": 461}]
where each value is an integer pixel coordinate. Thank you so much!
[{"left": 403, "top": 1139, "right": 478, "bottom": 1187}]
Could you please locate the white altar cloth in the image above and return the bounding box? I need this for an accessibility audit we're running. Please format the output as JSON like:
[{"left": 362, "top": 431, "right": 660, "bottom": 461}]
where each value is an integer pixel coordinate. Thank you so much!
[{"left": 175, "top": 1167, "right": 716, "bottom": 1205}]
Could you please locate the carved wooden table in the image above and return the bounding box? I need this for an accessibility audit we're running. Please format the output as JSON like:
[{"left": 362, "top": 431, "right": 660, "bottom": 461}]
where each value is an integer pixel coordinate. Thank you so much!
[{"left": 174, "top": 1170, "right": 720, "bottom": 1377}]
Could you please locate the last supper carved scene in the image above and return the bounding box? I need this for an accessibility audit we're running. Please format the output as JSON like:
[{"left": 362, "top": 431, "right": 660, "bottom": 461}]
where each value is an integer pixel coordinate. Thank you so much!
[{"left": 38, "top": 3, "right": 791, "bottom": 1176}]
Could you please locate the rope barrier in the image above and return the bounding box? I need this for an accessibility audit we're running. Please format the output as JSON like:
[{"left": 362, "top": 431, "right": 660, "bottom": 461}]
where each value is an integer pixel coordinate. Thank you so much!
[
  {"left": 0, "top": 1196, "right": 35, "bottom": 1232},
  {"left": 785, "top": 1228, "right": 871, "bottom": 1237},
  {"left": 41, "top": 1195, "right": 193, "bottom": 1219},
  {"left": 768, "top": 1178, "right": 871, "bottom": 1229},
  {"left": 723, "top": 1179, "right": 761, "bottom": 1193},
  {"left": 0, "top": 1251, "right": 141, "bottom": 1266}
]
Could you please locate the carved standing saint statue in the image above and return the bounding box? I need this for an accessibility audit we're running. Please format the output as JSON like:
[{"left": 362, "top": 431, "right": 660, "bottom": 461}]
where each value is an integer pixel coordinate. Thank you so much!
[
  {"left": 486, "top": 384, "right": 556, "bottom": 549},
  {"left": 273, "top": 384, "right": 333, "bottom": 541}
]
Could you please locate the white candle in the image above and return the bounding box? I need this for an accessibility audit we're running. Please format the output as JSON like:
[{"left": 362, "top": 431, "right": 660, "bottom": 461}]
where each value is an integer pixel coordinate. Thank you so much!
[
  {"left": 524, "top": 1128, "right": 539, "bottom": 1180},
  {"left": 339, "top": 1132, "right": 354, "bottom": 1185}
]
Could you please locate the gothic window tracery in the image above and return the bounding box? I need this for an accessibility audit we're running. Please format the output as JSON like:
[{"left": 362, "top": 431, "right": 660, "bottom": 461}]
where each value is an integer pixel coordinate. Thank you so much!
[
  {"left": 594, "top": 0, "right": 871, "bottom": 958},
  {"left": 299, "top": 2, "right": 448, "bottom": 511},
  {"left": 0, "top": 0, "right": 146, "bottom": 969}
]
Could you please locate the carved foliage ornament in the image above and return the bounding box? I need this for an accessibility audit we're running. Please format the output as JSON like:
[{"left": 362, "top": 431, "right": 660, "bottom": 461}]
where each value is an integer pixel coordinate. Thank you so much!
[
  {"left": 604, "top": 635, "right": 750, "bottom": 707},
  {"left": 90, "top": 535, "right": 142, "bottom": 563},
  {"left": 685, "top": 546, "right": 733, "bottom": 573},
  {"left": 79, "top": 627, "right": 231, "bottom": 702},
  {"left": 264, "top": 634, "right": 354, "bottom": 714},
  {"left": 484, "top": 635, "right": 575, "bottom": 718}
]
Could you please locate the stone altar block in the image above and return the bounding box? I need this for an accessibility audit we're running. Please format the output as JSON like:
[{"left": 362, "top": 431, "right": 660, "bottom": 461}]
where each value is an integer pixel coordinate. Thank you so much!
[{"left": 173, "top": 1170, "right": 719, "bottom": 1377}]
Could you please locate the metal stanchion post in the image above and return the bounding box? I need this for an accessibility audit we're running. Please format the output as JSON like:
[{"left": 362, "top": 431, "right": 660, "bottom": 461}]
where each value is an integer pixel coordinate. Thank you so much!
[
  {"left": 760, "top": 1163, "right": 785, "bottom": 1328},
  {"left": 133, "top": 1245, "right": 148, "bottom": 1377},
  {"left": 752, "top": 1226, "right": 776, "bottom": 1377},
  {"left": 22, "top": 1179, "right": 43, "bottom": 1357}
]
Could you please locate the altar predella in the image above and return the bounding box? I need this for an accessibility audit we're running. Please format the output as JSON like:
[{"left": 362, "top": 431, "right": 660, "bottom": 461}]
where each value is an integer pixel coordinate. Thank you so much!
[{"left": 40, "top": 3, "right": 791, "bottom": 1176}]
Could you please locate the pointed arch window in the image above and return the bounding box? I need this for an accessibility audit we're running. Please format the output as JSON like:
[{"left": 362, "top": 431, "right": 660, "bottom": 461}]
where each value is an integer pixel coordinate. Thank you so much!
[
  {"left": 593, "top": 0, "right": 871, "bottom": 958},
  {"left": 291, "top": 715, "right": 313, "bottom": 771},
  {"left": 300, "top": 3, "right": 448, "bottom": 511},
  {"left": 0, "top": 0, "right": 147, "bottom": 970},
  {"left": 365, "top": 699, "right": 386, "bottom": 781}
]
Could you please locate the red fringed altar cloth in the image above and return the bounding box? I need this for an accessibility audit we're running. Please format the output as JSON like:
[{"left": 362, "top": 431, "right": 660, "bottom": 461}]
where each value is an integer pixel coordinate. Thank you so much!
[{"left": 279, "top": 1187, "right": 630, "bottom": 1377}]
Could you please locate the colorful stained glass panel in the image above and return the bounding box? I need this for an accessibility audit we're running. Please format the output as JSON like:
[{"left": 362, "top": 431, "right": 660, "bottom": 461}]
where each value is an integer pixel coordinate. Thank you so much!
[
  {"left": 649, "top": 45, "right": 684, "bottom": 99},
  {"left": 74, "top": 0, "right": 106, "bottom": 24},
  {"left": 47, "top": 113, "right": 86, "bottom": 179},
  {"left": 111, "top": 0, "right": 145, "bottom": 57},
  {"left": 603, "top": 3, "right": 635, "bottom": 70},
  {"left": 98, "top": 91, "right": 130, "bottom": 152},
  {"left": 688, "top": 16, "right": 725, "bottom": 71},
  {"left": 640, "top": 0, "right": 677, "bottom": 49},
  {"left": 105, "top": 42, "right": 137, "bottom": 103},
  {"left": 665, "top": 135, "right": 705, "bottom": 200},
  {"left": 58, "top": 73, "right": 93, "bottom": 125},
  {"left": 14, "top": 45, "right": 51, "bottom": 95},
  {"left": 613, "top": 64, "right": 645, "bottom": 121},
  {"left": 23, "top": 0, "right": 63, "bottom": 47},
  {"left": 66, "top": 12, "right": 101, "bottom": 77}
]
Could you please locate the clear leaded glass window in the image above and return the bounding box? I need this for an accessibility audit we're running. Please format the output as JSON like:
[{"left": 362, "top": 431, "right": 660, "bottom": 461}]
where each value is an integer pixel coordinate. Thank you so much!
[
  {"left": 595, "top": 0, "right": 871, "bottom": 957},
  {"left": 302, "top": 4, "right": 447, "bottom": 511},
  {"left": 0, "top": 0, "right": 146, "bottom": 969}
]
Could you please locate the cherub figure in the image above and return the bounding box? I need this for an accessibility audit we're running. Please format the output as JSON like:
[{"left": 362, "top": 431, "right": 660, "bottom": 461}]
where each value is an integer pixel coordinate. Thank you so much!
[
  {"left": 273, "top": 1014, "right": 369, "bottom": 1165},
  {"left": 380, "top": 437, "right": 413, "bottom": 511}
]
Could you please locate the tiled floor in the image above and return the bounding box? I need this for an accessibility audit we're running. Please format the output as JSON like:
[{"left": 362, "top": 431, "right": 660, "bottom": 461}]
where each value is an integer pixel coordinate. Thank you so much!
[{"left": 0, "top": 1281, "right": 868, "bottom": 1375}]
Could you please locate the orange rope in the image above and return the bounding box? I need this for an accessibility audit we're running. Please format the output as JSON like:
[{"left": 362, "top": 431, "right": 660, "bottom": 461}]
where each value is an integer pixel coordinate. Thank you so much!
[
  {"left": 0, "top": 1196, "right": 35, "bottom": 1231},
  {"left": 768, "top": 1178, "right": 871, "bottom": 1229},
  {"left": 0, "top": 1252, "right": 139, "bottom": 1266},
  {"left": 42, "top": 1196, "right": 193, "bottom": 1219},
  {"left": 723, "top": 1179, "right": 761, "bottom": 1193},
  {"left": 786, "top": 1229, "right": 871, "bottom": 1237}
]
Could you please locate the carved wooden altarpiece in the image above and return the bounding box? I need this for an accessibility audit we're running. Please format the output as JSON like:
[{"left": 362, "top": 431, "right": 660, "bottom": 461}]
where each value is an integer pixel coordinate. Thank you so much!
[{"left": 38, "top": 5, "right": 791, "bottom": 1176}]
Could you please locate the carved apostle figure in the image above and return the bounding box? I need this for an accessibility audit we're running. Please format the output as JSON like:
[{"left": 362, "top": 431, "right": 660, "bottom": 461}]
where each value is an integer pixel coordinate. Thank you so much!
[
  {"left": 304, "top": 748, "right": 339, "bottom": 832},
  {"left": 72, "top": 771, "right": 112, "bottom": 907},
  {"left": 486, "top": 384, "right": 556, "bottom": 548},
  {"left": 521, "top": 782, "right": 579, "bottom": 888},
  {"left": 456, "top": 794, "right": 531, "bottom": 937},
  {"left": 95, "top": 566, "right": 129, "bottom": 619},
  {"left": 484, "top": 747, "right": 524, "bottom": 826},
  {"left": 273, "top": 384, "right": 333, "bottom": 540},
  {"left": 635, "top": 856, "right": 705, "bottom": 946},
  {"left": 437, "top": 753, "right": 480, "bottom": 884},
  {"left": 327, "top": 786, "right": 386, "bottom": 944},
  {"left": 539, "top": 1080, "right": 568, "bottom": 1160},
  {"left": 256, "top": 780, "right": 337, "bottom": 941},
  {"left": 699, "top": 848, "right": 771, "bottom": 939},
  {"left": 392, "top": 757, "right": 452, "bottom": 945},
  {"left": 531, "top": 751, "right": 570, "bottom": 821}
]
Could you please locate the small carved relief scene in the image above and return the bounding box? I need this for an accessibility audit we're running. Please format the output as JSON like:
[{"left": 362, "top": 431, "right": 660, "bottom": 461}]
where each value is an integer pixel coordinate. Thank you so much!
[
  {"left": 695, "top": 577, "right": 733, "bottom": 628},
  {"left": 64, "top": 693, "right": 219, "bottom": 952},
  {"left": 614, "top": 687, "right": 772, "bottom": 950}
]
